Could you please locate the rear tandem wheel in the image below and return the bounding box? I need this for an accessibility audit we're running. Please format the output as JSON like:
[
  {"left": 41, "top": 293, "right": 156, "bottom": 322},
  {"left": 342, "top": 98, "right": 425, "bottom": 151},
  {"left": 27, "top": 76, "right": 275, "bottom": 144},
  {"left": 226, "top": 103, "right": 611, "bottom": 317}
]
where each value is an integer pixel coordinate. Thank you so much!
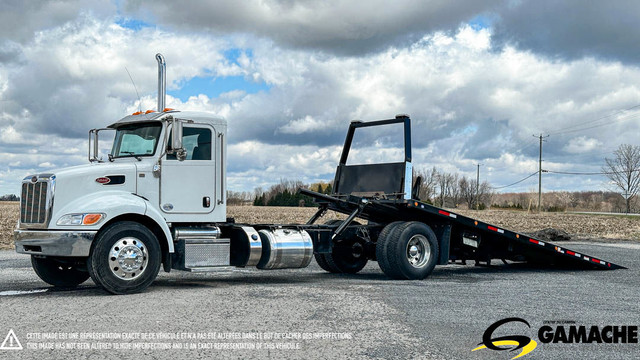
[
  {"left": 376, "top": 221, "right": 439, "bottom": 280},
  {"left": 315, "top": 219, "right": 368, "bottom": 274}
]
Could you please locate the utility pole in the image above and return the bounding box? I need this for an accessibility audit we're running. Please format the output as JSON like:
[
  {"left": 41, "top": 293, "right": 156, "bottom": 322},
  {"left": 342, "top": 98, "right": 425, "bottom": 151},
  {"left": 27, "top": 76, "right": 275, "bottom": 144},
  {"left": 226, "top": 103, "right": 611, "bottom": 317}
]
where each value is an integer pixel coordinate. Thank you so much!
[
  {"left": 533, "top": 134, "right": 549, "bottom": 212},
  {"left": 475, "top": 164, "right": 481, "bottom": 210}
]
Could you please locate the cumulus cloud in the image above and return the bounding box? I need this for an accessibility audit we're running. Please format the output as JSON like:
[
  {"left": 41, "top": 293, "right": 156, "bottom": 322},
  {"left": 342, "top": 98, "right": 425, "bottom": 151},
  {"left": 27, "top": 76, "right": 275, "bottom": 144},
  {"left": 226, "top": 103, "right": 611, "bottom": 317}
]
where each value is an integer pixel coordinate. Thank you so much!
[
  {"left": 1, "top": 2, "right": 640, "bottom": 196},
  {"left": 492, "top": 0, "right": 640, "bottom": 64},
  {"left": 563, "top": 137, "right": 603, "bottom": 154},
  {"left": 124, "top": 0, "right": 501, "bottom": 55},
  {"left": 0, "top": 0, "right": 114, "bottom": 44},
  {"left": 1, "top": 15, "right": 235, "bottom": 139}
]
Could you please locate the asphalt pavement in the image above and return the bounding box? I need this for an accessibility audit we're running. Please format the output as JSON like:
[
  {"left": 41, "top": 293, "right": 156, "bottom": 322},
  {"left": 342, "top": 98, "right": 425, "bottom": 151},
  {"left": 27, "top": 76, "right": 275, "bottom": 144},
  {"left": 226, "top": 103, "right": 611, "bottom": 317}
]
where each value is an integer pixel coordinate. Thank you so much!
[{"left": 0, "top": 241, "right": 638, "bottom": 359}]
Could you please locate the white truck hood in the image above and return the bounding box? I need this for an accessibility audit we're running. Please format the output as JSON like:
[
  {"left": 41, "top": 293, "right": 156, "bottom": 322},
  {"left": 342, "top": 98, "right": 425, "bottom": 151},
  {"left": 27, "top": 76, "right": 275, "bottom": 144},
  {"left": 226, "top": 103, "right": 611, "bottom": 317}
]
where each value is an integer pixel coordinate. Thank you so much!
[{"left": 47, "top": 162, "right": 138, "bottom": 224}]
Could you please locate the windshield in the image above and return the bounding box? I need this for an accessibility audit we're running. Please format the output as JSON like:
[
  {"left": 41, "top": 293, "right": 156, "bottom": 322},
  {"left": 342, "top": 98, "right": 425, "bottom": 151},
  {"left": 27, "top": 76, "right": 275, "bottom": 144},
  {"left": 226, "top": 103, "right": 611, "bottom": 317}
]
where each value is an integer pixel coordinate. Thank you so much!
[{"left": 111, "top": 122, "right": 163, "bottom": 158}]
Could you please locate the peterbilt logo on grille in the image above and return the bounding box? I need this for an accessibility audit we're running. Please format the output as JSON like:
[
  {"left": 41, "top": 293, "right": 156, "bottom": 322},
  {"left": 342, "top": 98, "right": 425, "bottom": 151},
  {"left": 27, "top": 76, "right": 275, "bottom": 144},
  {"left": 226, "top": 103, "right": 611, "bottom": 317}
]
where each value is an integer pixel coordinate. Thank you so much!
[
  {"left": 30, "top": 176, "right": 38, "bottom": 183},
  {"left": 95, "top": 177, "right": 111, "bottom": 184}
]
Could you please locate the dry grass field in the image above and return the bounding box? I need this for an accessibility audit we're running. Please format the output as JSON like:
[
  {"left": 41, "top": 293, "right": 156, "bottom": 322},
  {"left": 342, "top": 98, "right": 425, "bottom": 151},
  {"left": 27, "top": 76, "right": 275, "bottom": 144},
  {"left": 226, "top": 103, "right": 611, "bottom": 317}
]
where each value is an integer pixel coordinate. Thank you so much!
[
  {"left": 0, "top": 202, "right": 18, "bottom": 250},
  {"left": 1, "top": 202, "right": 639, "bottom": 250}
]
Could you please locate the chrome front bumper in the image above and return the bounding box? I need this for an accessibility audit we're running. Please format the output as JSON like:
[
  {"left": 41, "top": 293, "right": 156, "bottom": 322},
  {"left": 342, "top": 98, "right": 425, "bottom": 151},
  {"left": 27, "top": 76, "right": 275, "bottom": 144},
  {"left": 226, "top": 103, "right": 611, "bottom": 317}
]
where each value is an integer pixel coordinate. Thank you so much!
[{"left": 14, "top": 229, "right": 96, "bottom": 257}]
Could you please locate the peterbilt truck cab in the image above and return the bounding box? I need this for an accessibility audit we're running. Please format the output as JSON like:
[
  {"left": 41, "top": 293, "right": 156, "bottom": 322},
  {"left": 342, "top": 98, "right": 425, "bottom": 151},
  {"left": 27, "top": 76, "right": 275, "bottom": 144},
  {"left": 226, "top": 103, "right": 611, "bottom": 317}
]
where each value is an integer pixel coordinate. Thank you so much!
[{"left": 14, "top": 54, "right": 316, "bottom": 294}]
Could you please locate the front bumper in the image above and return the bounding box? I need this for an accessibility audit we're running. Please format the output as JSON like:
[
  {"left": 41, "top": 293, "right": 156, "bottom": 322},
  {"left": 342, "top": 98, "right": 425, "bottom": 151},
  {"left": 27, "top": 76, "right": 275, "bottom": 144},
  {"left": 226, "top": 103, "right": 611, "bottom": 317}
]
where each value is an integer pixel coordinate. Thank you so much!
[{"left": 14, "top": 229, "right": 96, "bottom": 257}]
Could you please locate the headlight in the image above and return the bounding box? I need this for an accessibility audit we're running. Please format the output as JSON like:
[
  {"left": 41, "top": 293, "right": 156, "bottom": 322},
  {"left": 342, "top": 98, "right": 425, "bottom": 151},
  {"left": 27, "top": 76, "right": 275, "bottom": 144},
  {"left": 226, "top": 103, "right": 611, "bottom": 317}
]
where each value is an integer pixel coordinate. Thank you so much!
[{"left": 57, "top": 213, "right": 105, "bottom": 226}]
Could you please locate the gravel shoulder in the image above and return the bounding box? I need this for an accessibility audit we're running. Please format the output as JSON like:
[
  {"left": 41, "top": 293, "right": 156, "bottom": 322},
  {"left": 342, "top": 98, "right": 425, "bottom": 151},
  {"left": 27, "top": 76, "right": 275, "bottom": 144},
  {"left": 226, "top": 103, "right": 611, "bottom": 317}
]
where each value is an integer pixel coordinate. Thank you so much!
[{"left": 0, "top": 241, "right": 638, "bottom": 359}]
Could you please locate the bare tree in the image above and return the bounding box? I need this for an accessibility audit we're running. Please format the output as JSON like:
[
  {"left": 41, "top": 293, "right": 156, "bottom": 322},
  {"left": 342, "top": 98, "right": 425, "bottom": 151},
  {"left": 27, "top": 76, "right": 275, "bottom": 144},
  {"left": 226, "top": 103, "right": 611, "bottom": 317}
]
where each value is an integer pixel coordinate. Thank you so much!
[
  {"left": 437, "top": 172, "right": 459, "bottom": 207},
  {"left": 459, "top": 176, "right": 474, "bottom": 209},
  {"left": 459, "top": 176, "right": 492, "bottom": 209},
  {"left": 413, "top": 166, "right": 438, "bottom": 202},
  {"left": 603, "top": 144, "right": 640, "bottom": 214}
]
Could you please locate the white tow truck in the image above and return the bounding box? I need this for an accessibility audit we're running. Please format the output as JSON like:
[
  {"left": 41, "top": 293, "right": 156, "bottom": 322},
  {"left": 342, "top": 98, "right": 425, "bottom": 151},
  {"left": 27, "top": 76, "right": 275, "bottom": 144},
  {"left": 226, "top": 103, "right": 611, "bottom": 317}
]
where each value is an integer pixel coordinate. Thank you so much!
[{"left": 14, "top": 54, "right": 622, "bottom": 295}]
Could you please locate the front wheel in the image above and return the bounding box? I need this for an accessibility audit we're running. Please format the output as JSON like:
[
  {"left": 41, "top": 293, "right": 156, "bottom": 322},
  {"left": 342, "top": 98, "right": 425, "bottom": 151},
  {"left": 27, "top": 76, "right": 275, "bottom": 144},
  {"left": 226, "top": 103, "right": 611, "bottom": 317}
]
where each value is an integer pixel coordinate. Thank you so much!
[
  {"left": 87, "top": 221, "right": 161, "bottom": 295},
  {"left": 31, "top": 256, "right": 89, "bottom": 287}
]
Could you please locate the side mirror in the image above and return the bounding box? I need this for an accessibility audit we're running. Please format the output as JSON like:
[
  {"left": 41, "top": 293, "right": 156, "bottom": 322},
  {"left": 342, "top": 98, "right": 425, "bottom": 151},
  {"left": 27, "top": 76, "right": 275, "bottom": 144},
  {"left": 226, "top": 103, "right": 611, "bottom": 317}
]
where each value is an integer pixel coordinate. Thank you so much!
[{"left": 170, "top": 117, "right": 187, "bottom": 161}]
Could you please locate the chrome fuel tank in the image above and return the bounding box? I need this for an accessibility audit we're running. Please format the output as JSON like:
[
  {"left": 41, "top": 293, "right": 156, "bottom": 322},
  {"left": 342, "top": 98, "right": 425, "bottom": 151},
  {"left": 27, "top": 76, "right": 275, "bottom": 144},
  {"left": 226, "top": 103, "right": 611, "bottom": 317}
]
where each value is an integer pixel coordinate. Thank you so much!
[{"left": 256, "top": 228, "right": 313, "bottom": 269}]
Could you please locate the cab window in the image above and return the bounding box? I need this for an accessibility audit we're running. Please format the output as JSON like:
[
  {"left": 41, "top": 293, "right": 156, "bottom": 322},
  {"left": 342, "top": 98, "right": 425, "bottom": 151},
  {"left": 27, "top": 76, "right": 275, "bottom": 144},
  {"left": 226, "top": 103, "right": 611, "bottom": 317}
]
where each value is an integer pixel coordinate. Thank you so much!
[{"left": 167, "top": 127, "right": 212, "bottom": 160}]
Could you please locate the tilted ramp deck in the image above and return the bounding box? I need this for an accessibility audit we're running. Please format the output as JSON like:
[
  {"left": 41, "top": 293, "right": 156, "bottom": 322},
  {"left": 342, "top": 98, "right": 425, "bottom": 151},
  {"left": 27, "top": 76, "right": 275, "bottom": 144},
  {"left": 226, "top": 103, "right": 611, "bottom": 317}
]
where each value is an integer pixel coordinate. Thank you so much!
[
  {"left": 301, "top": 189, "right": 625, "bottom": 270},
  {"left": 299, "top": 115, "right": 624, "bottom": 271}
]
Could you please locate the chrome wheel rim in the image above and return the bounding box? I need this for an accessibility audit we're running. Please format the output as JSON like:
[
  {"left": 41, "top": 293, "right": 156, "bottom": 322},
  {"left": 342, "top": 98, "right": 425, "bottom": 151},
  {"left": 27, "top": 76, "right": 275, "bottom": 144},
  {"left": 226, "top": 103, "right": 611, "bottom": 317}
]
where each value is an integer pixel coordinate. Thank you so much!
[
  {"left": 406, "top": 235, "right": 430, "bottom": 268},
  {"left": 108, "top": 237, "right": 148, "bottom": 281}
]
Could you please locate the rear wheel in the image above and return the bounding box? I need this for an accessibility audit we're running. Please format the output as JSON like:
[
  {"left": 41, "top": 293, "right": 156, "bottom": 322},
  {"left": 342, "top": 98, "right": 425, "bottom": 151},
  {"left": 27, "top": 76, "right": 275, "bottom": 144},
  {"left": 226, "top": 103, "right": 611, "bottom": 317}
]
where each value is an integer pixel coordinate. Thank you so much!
[
  {"left": 319, "top": 219, "right": 368, "bottom": 274},
  {"left": 378, "top": 221, "right": 439, "bottom": 280},
  {"left": 88, "top": 221, "right": 161, "bottom": 295},
  {"left": 375, "top": 221, "right": 403, "bottom": 276},
  {"left": 315, "top": 220, "right": 341, "bottom": 273},
  {"left": 31, "top": 256, "right": 89, "bottom": 287},
  {"left": 314, "top": 253, "right": 337, "bottom": 272}
]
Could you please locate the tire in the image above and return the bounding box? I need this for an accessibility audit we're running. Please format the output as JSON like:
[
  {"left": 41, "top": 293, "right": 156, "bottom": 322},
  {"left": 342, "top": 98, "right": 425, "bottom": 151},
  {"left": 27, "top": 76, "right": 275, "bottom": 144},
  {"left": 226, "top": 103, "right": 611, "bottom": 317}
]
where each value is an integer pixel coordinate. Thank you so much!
[
  {"left": 325, "top": 237, "right": 368, "bottom": 274},
  {"left": 31, "top": 256, "right": 89, "bottom": 287},
  {"left": 315, "top": 220, "right": 342, "bottom": 273},
  {"left": 314, "top": 253, "right": 337, "bottom": 272},
  {"left": 375, "top": 221, "right": 403, "bottom": 276},
  {"left": 87, "top": 221, "right": 161, "bottom": 295},
  {"left": 322, "top": 219, "right": 368, "bottom": 274},
  {"left": 380, "top": 222, "right": 439, "bottom": 280}
]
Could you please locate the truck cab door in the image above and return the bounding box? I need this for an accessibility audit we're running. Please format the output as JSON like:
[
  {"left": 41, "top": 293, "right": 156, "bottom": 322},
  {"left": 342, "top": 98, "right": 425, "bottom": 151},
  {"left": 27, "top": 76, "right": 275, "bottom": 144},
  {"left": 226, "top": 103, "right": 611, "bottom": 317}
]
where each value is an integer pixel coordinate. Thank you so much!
[{"left": 160, "top": 124, "right": 217, "bottom": 214}]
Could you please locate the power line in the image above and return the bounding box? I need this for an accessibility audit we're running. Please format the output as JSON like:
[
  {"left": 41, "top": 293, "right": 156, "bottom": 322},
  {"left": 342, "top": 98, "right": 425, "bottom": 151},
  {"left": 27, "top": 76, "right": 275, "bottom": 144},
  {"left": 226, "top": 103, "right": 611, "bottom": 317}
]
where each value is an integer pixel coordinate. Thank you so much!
[
  {"left": 490, "top": 168, "right": 638, "bottom": 190},
  {"left": 544, "top": 169, "right": 640, "bottom": 176},
  {"left": 492, "top": 171, "right": 539, "bottom": 189},
  {"left": 549, "top": 103, "right": 640, "bottom": 135},
  {"left": 551, "top": 111, "right": 640, "bottom": 136}
]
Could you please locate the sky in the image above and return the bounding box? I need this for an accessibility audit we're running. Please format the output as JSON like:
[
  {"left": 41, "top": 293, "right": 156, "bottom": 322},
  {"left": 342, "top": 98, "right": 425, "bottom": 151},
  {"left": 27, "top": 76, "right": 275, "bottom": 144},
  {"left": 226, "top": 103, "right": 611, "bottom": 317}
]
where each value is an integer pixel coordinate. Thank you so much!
[{"left": 1, "top": 0, "right": 640, "bottom": 196}]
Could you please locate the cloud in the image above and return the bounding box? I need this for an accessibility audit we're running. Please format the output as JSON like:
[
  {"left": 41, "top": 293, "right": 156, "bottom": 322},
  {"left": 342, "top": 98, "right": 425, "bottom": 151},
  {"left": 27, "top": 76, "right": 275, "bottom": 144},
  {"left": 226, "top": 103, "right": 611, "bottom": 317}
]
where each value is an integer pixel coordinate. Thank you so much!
[
  {"left": 1, "top": 15, "right": 235, "bottom": 139},
  {"left": 563, "top": 137, "right": 603, "bottom": 154},
  {"left": 0, "top": 0, "right": 114, "bottom": 44},
  {"left": 278, "top": 115, "right": 328, "bottom": 135},
  {"left": 491, "top": 0, "right": 640, "bottom": 64},
  {"left": 2, "top": 4, "right": 640, "bottom": 196},
  {"left": 124, "top": 0, "right": 501, "bottom": 55}
]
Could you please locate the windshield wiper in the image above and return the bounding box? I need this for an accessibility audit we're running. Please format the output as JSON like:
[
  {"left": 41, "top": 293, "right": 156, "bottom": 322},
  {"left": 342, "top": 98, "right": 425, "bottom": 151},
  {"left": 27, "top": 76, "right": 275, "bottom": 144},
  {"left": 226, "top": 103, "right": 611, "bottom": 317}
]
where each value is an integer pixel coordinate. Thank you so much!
[{"left": 121, "top": 152, "right": 142, "bottom": 161}]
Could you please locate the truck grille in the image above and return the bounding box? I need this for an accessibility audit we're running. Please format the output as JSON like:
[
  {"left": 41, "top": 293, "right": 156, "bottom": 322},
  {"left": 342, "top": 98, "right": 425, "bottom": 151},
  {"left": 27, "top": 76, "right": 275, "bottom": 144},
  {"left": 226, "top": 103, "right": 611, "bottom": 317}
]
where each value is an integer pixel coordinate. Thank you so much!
[{"left": 20, "top": 181, "right": 49, "bottom": 224}]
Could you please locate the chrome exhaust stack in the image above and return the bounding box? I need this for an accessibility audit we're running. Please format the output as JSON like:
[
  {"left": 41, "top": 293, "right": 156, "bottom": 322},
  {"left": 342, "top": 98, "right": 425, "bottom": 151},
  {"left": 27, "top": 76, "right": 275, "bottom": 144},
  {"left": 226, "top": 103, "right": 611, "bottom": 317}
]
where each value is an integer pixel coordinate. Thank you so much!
[{"left": 155, "top": 53, "right": 166, "bottom": 111}]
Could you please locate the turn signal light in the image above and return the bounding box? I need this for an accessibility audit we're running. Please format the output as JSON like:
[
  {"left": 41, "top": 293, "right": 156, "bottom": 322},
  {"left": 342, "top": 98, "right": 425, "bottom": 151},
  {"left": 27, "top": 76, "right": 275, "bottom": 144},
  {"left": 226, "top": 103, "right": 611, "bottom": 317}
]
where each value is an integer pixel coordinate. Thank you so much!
[
  {"left": 145, "top": 110, "right": 155, "bottom": 114},
  {"left": 83, "top": 214, "right": 103, "bottom": 225},
  {"left": 132, "top": 111, "right": 142, "bottom": 115}
]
